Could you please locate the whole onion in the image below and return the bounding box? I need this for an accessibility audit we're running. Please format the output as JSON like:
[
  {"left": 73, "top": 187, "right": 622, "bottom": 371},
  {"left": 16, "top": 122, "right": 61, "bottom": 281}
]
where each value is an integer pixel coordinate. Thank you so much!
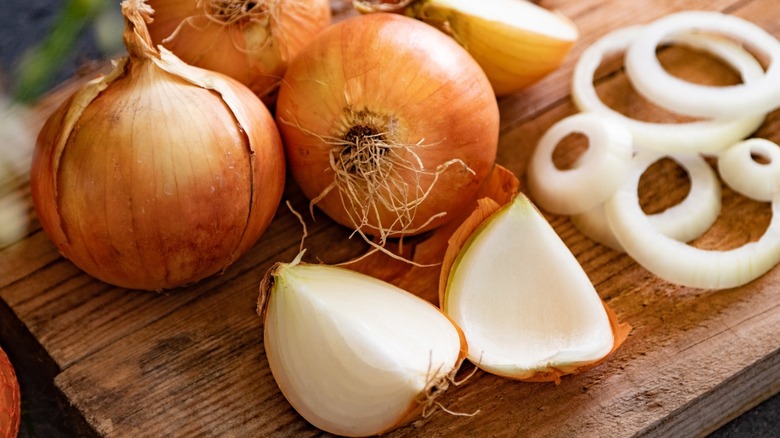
[
  {"left": 30, "top": 0, "right": 286, "bottom": 291},
  {"left": 146, "top": 0, "right": 331, "bottom": 103},
  {"left": 275, "top": 13, "right": 499, "bottom": 242}
]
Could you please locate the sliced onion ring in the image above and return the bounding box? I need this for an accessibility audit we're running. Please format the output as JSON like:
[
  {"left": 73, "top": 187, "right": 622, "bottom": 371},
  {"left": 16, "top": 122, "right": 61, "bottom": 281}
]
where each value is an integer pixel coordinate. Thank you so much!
[
  {"left": 572, "top": 152, "right": 721, "bottom": 252},
  {"left": 572, "top": 26, "right": 765, "bottom": 154},
  {"left": 718, "top": 138, "right": 780, "bottom": 202},
  {"left": 606, "top": 150, "right": 780, "bottom": 289},
  {"left": 625, "top": 11, "right": 780, "bottom": 119},
  {"left": 527, "top": 113, "right": 633, "bottom": 215}
]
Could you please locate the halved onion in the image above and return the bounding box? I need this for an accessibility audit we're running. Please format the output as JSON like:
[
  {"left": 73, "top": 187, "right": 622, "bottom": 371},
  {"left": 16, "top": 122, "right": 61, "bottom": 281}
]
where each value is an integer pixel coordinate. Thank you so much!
[
  {"left": 718, "top": 138, "right": 780, "bottom": 202},
  {"left": 527, "top": 113, "right": 633, "bottom": 215},
  {"left": 606, "top": 150, "right": 780, "bottom": 289},
  {"left": 260, "top": 253, "right": 465, "bottom": 436},
  {"left": 624, "top": 11, "right": 780, "bottom": 119},
  {"left": 572, "top": 25, "right": 765, "bottom": 154}
]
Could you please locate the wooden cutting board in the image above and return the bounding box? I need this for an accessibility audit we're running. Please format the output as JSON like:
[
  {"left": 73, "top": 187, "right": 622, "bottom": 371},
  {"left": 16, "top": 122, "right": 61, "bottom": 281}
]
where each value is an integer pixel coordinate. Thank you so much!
[{"left": 2, "top": 0, "right": 779, "bottom": 436}]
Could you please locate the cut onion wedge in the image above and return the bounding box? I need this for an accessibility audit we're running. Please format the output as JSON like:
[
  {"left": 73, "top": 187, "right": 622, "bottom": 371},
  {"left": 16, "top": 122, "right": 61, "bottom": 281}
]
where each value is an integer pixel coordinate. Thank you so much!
[
  {"left": 606, "top": 151, "right": 780, "bottom": 289},
  {"left": 527, "top": 113, "right": 633, "bottom": 215},
  {"left": 572, "top": 152, "right": 721, "bottom": 251},
  {"left": 572, "top": 26, "right": 765, "bottom": 154},
  {"left": 441, "top": 195, "right": 631, "bottom": 382},
  {"left": 624, "top": 11, "right": 780, "bottom": 119},
  {"left": 259, "top": 253, "right": 465, "bottom": 436},
  {"left": 718, "top": 138, "right": 780, "bottom": 202}
]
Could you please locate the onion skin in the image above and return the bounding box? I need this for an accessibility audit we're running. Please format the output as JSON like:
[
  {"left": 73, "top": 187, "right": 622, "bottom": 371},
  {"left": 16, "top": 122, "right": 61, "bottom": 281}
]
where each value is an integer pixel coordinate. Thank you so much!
[
  {"left": 146, "top": 0, "right": 331, "bottom": 103},
  {"left": 276, "top": 13, "right": 499, "bottom": 236},
  {"left": 0, "top": 346, "right": 20, "bottom": 438},
  {"left": 30, "top": 3, "right": 286, "bottom": 291}
]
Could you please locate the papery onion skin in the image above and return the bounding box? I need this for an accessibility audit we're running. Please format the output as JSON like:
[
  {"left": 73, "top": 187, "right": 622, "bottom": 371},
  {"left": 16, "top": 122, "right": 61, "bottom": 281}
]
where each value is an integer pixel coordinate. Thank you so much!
[
  {"left": 30, "top": 2, "right": 286, "bottom": 291},
  {"left": 146, "top": 0, "right": 331, "bottom": 103},
  {"left": 0, "top": 345, "right": 21, "bottom": 438},
  {"left": 276, "top": 13, "right": 499, "bottom": 237}
]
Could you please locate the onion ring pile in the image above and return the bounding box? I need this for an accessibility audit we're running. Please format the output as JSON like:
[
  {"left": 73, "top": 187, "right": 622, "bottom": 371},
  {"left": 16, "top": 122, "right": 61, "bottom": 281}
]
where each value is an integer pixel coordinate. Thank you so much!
[{"left": 529, "top": 11, "right": 780, "bottom": 289}]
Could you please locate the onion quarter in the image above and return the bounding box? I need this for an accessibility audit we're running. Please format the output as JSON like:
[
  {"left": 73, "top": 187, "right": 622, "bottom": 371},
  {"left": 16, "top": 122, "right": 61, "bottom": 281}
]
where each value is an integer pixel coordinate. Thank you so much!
[{"left": 441, "top": 194, "right": 630, "bottom": 382}]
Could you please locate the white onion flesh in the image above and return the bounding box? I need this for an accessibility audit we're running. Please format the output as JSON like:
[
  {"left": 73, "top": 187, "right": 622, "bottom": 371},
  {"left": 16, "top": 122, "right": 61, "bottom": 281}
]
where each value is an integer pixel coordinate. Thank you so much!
[
  {"left": 718, "top": 138, "right": 780, "bottom": 202},
  {"left": 625, "top": 11, "right": 780, "bottom": 119},
  {"left": 527, "top": 113, "right": 633, "bottom": 215},
  {"left": 263, "top": 258, "right": 463, "bottom": 437},
  {"left": 572, "top": 152, "right": 722, "bottom": 252},
  {"left": 444, "top": 195, "right": 614, "bottom": 379},
  {"left": 606, "top": 151, "right": 780, "bottom": 289},
  {"left": 572, "top": 26, "right": 765, "bottom": 154}
]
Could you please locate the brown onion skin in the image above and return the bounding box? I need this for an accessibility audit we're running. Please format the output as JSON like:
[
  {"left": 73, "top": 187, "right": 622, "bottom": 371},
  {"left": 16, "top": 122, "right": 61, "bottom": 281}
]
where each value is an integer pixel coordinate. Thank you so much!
[
  {"left": 275, "top": 13, "right": 499, "bottom": 236},
  {"left": 0, "top": 346, "right": 20, "bottom": 438},
  {"left": 30, "top": 59, "right": 286, "bottom": 291},
  {"left": 146, "top": 0, "right": 332, "bottom": 103}
]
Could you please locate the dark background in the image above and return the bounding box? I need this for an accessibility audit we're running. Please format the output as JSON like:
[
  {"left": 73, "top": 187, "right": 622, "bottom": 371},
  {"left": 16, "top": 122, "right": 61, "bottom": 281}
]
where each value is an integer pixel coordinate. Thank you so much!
[{"left": 0, "top": 1, "right": 777, "bottom": 437}]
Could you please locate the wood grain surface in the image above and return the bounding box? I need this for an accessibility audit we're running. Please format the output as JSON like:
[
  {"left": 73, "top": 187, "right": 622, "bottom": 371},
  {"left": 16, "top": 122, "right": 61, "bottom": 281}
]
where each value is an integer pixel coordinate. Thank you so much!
[{"left": 2, "top": 0, "right": 779, "bottom": 436}]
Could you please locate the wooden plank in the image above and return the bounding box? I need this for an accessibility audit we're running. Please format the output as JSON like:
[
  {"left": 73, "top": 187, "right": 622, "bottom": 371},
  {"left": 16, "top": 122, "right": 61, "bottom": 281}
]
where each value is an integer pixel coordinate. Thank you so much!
[{"left": 1, "top": 0, "right": 779, "bottom": 437}]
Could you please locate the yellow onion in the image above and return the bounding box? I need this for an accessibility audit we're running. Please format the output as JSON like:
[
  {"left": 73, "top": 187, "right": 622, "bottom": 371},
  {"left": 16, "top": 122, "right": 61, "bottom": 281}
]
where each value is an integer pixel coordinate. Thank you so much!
[
  {"left": 259, "top": 253, "right": 466, "bottom": 436},
  {"left": 275, "top": 13, "right": 499, "bottom": 244},
  {"left": 146, "top": 0, "right": 331, "bottom": 103},
  {"left": 355, "top": 0, "right": 579, "bottom": 95},
  {"left": 30, "top": 0, "right": 286, "bottom": 291},
  {"left": 0, "top": 345, "right": 21, "bottom": 438},
  {"left": 440, "top": 195, "right": 631, "bottom": 383}
]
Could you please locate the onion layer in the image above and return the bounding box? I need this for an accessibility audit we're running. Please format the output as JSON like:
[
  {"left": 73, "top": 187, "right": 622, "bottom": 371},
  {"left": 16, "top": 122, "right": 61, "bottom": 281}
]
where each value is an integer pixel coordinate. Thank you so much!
[
  {"left": 527, "top": 113, "right": 632, "bottom": 215},
  {"left": 276, "top": 13, "right": 499, "bottom": 240},
  {"left": 606, "top": 151, "right": 780, "bottom": 289},
  {"left": 572, "top": 152, "right": 722, "bottom": 252},
  {"left": 718, "top": 138, "right": 780, "bottom": 202},
  {"left": 624, "top": 11, "right": 780, "bottom": 119},
  {"left": 572, "top": 26, "right": 766, "bottom": 154}
]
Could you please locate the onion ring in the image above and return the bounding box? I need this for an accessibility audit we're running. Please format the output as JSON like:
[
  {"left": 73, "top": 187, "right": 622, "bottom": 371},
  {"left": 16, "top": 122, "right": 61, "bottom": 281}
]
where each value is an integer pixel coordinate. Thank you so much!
[
  {"left": 606, "top": 150, "right": 780, "bottom": 289},
  {"left": 572, "top": 151, "right": 721, "bottom": 252},
  {"left": 572, "top": 26, "right": 765, "bottom": 154},
  {"left": 527, "top": 113, "right": 633, "bottom": 215},
  {"left": 718, "top": 138, "right": 780, "bottom": 202},
  {"left": 624, "top": 11, "right": 780, "bottom": 119}
]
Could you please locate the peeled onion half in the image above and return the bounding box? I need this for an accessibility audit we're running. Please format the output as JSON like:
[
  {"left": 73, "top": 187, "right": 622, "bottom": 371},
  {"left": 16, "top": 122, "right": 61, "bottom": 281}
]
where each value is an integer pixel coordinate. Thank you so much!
[
  {"left": 259, "top": 255, "right": 465, "bottom": 436},
  {"left": 440, "top": 194, "right": 630, "bottom": 382}
]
